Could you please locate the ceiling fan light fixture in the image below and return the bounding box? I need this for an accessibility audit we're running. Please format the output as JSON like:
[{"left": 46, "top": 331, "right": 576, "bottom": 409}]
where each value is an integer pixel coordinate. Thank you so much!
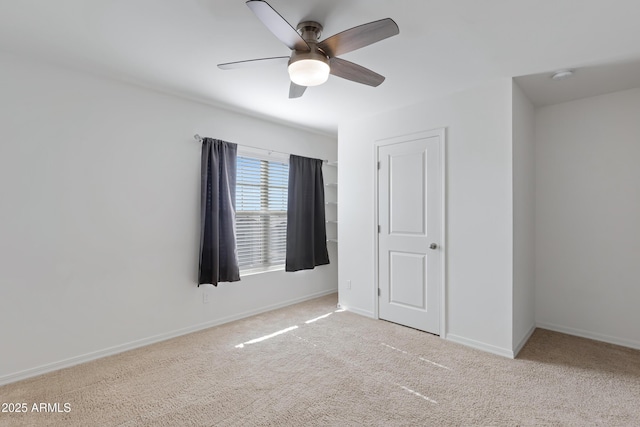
[
  {"left": 220, "top": 1, "right": 400, "bottom": 98},
  {"left": 288, "top": 58, "right": 330, "bottom": 87}
]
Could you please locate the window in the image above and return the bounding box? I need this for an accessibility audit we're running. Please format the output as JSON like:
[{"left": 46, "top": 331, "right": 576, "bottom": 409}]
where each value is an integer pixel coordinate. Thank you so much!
[{"left": 235, "top": 155, "right": 289, "bottom": 273}]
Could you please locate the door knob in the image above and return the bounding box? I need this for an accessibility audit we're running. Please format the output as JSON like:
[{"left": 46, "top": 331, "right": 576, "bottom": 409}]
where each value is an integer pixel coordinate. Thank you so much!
[{"left": 429, "top": 243, "right": 438, "bottom": 250}]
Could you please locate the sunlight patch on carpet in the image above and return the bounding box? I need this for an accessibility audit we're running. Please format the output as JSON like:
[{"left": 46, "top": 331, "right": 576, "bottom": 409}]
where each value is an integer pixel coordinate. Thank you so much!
[
  {"left": 419, "top": 357, "right": 452, "bottom": 370},
  {"left": 382, "top": 343, "right": 452, "bottom": 370},
  {"left": 235, "top": 326, "right": 299, "bottom": 348},
  {"left": 382, "top": 343, "right": 408, "bottom": 354},
  {"left": 305, "top": 312, "right": 333, "bottom": 324},
  {"left": 400, "top": 386, "right": 438, "bottom": 404}
]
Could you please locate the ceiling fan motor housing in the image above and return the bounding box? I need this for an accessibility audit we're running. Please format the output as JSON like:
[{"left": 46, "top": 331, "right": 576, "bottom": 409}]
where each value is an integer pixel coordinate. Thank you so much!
[
  {"left": 287, "top": 20, "right": 330, "bottom": 86},
  {"left": 289, "top": 21, "right": 329, "bottom": 67},
  {"left": 297, "top": 21, "right": 323, "bottom": 43}
]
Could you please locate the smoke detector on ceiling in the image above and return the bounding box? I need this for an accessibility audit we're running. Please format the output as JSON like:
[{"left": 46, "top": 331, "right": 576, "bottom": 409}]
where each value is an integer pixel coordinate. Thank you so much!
[{"left": 551, "top": 70, "right": 574, "bottom": 80}]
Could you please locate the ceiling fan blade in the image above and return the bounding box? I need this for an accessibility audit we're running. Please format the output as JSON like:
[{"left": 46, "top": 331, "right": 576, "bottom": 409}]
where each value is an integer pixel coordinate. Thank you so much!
[
  {"left": 329, "top": 57, "right": 385, "bottom": 87},
  {"left": 318, "top": 18, "right": 399, "bottom": 58},
  {"left": 218, "top": 56, "right": 290, "bottom": 70},
  {"left": 246, "top": 0, "right": 310, "bottom": 52},
  {"left": 289, "top": 82, "right": 307, "bottom": 99}
]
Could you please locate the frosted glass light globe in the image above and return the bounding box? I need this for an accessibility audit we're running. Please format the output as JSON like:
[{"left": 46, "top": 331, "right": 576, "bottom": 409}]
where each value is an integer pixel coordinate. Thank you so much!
[{"left": 288, "top": 59, "right": 330, "bottom": 87}]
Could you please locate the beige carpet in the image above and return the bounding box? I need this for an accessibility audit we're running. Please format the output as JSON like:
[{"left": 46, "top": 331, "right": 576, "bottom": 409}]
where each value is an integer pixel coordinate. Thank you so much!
[{"left": 1, "top": 293, "right": 639, "bottom": 426}]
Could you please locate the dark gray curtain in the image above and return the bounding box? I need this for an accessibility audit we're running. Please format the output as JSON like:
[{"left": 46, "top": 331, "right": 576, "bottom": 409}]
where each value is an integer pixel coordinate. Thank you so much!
[
  {"left": 285, "top": 155, "right": 330, "bottom": 272},
  {"left": 198, "top": 138, "right": 240, "bottom": 286}
]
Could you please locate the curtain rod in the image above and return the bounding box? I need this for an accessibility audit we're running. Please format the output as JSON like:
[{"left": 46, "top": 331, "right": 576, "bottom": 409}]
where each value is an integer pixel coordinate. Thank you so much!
[{"left": 194, "top": 134, "right": 328, "bottom": 163}]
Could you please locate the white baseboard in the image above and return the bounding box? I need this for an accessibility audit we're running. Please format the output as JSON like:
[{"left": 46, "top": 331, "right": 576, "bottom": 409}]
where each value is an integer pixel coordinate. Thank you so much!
[
  {"left": 446, "top": 334, "right": 514, "bottom": 358},
  {"left": 0, "top": 288, "right": 337, "bottom": 386},
  {"left": 535, "top": 321, "right": 640, "bottom": 351},
  {"left": 340, "top": 305, "right": 375, "bottom": 319},
  {"left": 513, "top": 324, "right": 537, "bottom": 357}
]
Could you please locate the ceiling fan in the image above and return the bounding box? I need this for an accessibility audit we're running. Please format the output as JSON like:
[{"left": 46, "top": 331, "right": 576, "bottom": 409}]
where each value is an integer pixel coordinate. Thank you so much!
[{"left": 218, "top": 0, "right": 399, "bottom": 98}]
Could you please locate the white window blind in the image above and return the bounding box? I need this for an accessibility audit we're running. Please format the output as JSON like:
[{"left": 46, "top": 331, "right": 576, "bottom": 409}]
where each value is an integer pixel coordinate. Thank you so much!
[{"left": 236, "top": 155, "right": 289, "bottom": 273}]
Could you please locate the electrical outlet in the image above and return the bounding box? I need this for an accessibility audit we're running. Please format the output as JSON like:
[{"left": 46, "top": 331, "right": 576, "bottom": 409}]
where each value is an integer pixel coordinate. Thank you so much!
[
  {"left": 346, "top": 280, "right": 351, "bottom": 290},
  {"left": 203, "top": 289, "right": 210, "bottom": 304}
]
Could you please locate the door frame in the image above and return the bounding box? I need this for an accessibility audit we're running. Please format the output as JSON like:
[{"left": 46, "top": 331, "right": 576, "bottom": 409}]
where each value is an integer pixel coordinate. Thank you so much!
[{"left": 373, "top": 128, "right": 447, "bottom": 338}]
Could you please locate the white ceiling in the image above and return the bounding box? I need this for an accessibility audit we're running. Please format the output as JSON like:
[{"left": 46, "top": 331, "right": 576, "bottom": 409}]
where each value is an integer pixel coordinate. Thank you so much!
[
  {"left": 515, "top": 60, "right": 640, "bottom": 108},
  {"left": 2, "top": 0, "right": 640, "bottom": 135}
]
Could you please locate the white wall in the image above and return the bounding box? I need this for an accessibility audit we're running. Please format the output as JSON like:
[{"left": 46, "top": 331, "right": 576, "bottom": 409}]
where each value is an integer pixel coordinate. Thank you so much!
[
  {"left": 0, "top": 52, "right": 337, "bottom": 384},
  {"left": 512, "top": 82, "right": 536, "bottom": 354},
  {"left": 338, "top": 79, "right": 515, "bottom": 356},
  {"left": 535, "top": 88, "right": 640, "bottom": 349}
]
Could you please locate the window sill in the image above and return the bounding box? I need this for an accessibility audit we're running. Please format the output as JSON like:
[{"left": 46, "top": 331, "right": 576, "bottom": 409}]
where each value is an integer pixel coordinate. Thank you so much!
[{"left": 240, "top": 265, "right": 286, "bottom": 277}]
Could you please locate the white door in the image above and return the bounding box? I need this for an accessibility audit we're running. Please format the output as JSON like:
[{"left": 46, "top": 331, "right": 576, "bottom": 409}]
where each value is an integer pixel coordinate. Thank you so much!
[{"left": 377, "top": 131, "right": 443, "bottom": 334}]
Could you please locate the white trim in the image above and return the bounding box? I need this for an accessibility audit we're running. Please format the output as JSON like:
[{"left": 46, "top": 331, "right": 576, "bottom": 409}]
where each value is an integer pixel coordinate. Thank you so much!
[
  {"left": 343, "top": 306, "right": 376, "bottom": 319},
  {"left": 373, "top": 128, "right": 447, "bottom": 337},
  {"left": 237, "top": 146, "right": 289, "bottom": 163},
  {"left": 373, "top": 141, "right": 380, "bottom": 320},
  {"left": 0, "top": 289, "right": 337, "bottom": 386},
  {"left": 513, "top": 324, "right": 536, "bottom": 357},
  {"left": 447, "top": 334, "right": 514, "bottom": 358},
  {"left": 536, "top": 322, "right": 640, "bottom": 351},
  {"left": 439, "top": 128, "right": 447, "bottom": 339},
  {"left": 240, "top": 265, "right": 285, "bottom": 277}
]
